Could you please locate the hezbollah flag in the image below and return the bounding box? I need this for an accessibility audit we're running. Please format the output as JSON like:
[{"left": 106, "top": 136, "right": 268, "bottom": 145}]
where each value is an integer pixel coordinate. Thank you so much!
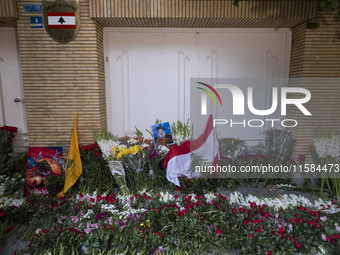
[{"left": 57, "top": 113, "right": 82, "bottom": 197}]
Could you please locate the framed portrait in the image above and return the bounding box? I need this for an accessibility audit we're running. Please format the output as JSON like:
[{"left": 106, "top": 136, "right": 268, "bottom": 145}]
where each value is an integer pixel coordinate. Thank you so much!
[{"left": 151, "top": 122, "right": 174, "bottom": 146}]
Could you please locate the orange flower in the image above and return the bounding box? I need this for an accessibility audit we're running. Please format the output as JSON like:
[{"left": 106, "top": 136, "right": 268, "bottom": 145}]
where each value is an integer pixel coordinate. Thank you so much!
[{"left": 309, "top": 144, "right": 316, "bottom": 153}]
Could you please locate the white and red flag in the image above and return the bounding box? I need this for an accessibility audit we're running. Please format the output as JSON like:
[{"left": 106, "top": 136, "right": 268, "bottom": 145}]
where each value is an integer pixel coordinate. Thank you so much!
[
  {"left": 163, "top": 115, "right": 220, "bottom": 186},
  {"left": 48, "top": 12, "right": 76, "bottom": 29}
]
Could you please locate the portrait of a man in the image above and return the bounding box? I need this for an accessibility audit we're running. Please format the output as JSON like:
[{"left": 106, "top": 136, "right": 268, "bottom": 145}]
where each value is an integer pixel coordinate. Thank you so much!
[{"left": 152, "top": 122, "right": 174, "bottom": 146}]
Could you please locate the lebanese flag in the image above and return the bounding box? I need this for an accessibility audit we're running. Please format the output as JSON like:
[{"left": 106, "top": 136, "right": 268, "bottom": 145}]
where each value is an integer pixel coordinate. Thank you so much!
[
  {"left": 48, "top": 12, "right": 76, "bottom": 29},
  {"left": 163, "top": 115, "right": 220, "bottom": 186}
]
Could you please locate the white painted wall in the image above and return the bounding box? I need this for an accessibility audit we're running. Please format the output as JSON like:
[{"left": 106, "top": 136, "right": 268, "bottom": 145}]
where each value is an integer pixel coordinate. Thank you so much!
[{"left": 104, "top": 28, "right": 291, "bottom": 142}]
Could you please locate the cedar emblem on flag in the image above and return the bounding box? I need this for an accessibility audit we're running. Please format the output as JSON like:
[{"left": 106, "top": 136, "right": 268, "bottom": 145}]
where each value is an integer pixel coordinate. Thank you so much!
[
  {"left": 43, "top": 0, "right": 80, "bottom": 43},
  {"left": 57, "top": 113, "right": 82, "bottom": 197},
  {"left": 47, "top": 12, "right": 76, "bottom": 29}
]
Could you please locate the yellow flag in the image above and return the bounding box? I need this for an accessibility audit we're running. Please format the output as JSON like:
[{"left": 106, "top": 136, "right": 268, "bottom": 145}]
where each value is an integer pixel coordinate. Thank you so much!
[{"left": 57, "top": 113, "right": 82, "bottom": 197}]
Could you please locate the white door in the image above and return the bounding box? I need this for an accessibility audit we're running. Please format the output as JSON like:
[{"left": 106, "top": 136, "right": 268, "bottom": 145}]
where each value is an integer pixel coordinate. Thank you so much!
[
  {"left": 105, "top": 29, "right": 197, "bottom": 136},
  {"left": 196, "top": 30, "right": 291, "bottom": 141},
  {"left": 0, "top": 28, "right": 28, "bottom": 153},
  {"left": 105, "top": 28, "right": 291, "bottom": 142}
]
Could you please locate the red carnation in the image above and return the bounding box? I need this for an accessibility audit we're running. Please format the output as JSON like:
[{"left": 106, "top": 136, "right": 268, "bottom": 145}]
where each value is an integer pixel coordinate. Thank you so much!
[
  {"left": 180, "top": 209, "right": 187, "bottom": 215},
  {"left": 0, "top": 126, "right": 18, "bottom": 133},
  {"left": 216, "top": 229, "right": 222, "bottom": 235},
  {"left": 152, "top": 231, "right": 164, "bottom": 238},
  {"left": 264, "top": 212, "right": 270, "bottom": 219},
  {"left": 4, "top": 225, "right": 15, "bottom": 233}
]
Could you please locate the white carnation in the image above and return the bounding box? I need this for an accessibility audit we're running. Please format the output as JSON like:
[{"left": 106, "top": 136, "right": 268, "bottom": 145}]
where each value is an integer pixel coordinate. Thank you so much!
[
  {"left": 97, "top": 139, "right": 120, "bottom": 160},
  {"left": 314, "top": 135, "right": 340, "bottom": 160},
  {"left": 127, "top": 139, "right": 138, "bottom": 145}
]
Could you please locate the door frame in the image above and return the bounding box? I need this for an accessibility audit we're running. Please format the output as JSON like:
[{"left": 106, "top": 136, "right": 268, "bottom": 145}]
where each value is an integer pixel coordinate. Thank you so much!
[
  {"left": 0, "top": 27, "right": 28, "bottom": 152},
  {"left": 103, "top": 27, "right": 292, "bottom": 135}
]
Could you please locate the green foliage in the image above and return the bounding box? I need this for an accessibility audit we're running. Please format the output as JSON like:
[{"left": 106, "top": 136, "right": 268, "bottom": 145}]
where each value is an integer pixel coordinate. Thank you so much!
[
  {"left": 22, "top": 227, "right": 84, "bottom": 254},
  {"left": 135, "top": 126, "right": 144, "bottom": 137},
  {"left": 92, "top": 130, "right": 117, "bottom": 141},
  {"left": 78, "top": 143, "right": 117, "bottom": 194},
  {"left": 125, "top": 167, "right": 155, "bottom": 193},
  {"left": 0, "top": 128, "right": 26, "bottom": 197},
  {"left": 155, "top": 119, "right": 163, "bottom": 125},
  {"left": 0, "top": 129, "right": 15, "bottom": 164},
  {"left": 0, "top": 129, "right": 27, "bottom": 176},
  {"left": 219, "top": 138, "right": 245, "bottom": 160},
  {"left": 144, "top": 119, "right": 192, "bottom": 144},
  {"left": 125, "top": 148, "right": 168, "bottom": 193},
  {"left": 0, "top": 172, "right": 25, "bottom": 197},
  {"left": 311, "top": 128, "right": 340, "bottom": 198},
  {"left": 45, "top": 175, "right": 64, "bottom": 196},
  {"left": 170, "top": 119, "right": 193, "bottom": 145},
  {"left": 179, "top": 176, "right": 217, "bottom": 195},
  {"left": 1, "top": 188, "right": 339, "bottom": 255},
  {"left": 265, "top": 129, "right": 295, "bottom": 165}
]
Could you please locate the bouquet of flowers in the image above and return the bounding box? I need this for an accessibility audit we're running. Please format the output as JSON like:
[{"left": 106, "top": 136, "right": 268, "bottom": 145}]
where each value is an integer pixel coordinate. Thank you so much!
[
  {"left": 94, "top": 131, "right": 130, "bottom": 195},
  {"left": 94, "top": 131, "right": 157, "bottom": 195},
  {"left": 170, "top": 119, "right": 193, "bottom": 145},
  {"left": 312, "top": 129, "right": 340, "bottom": 198},
  {"left": 114, "top": 145, "right": 146, "bottom": 173}
]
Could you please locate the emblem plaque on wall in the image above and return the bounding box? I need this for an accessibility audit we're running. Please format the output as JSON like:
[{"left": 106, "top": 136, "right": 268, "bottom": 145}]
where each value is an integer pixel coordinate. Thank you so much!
[{"left": 42, "top": 0, "right": 80, "bottom": 43}]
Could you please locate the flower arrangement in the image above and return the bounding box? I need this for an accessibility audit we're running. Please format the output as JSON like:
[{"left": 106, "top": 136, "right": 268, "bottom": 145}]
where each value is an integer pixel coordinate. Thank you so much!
[
  {"left": 170, "top": 119, "right": 193, "bottom": 145},
  {"left": 0, "top": 126, "right": 18, "bottom": 133},
  {"left": 218, "top": 137, "right": 246, "bottom": 160},
  {"left": 77, "top": 142, "right": 117, "bottom": 194},
  {"left": 313, "top": 133, "right": 340, "bottom": 161},
  {"left": 312, "top": 129, "right": 340, "bottom": 198},
  {"left": 114, "top": 145, "right": 146, "bottom": 172},
  {"left": 0, "top": 126, "right": 26, "bottom": 177},
  {"left": 3, "top": 189, "right": 338, "bottom": 255},
  {"left": 3, "top": 123, "right": 340, "bottom": 254},
  {"left": 94, "top": 131, "right": 160, "bottom": 195},
  {"left": 265, "top": 129, "right": 296, "bottom": 164},
  {"left": 92, "top": 129, "right": 172, "bottom": 194}
]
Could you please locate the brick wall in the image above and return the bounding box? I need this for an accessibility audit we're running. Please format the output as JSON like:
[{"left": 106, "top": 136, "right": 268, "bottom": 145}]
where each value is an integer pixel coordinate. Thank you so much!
[
  {"left": 17, "top": 0, "right": 106, "bottom": 153},
  {"left": 289, "top": 9, "right": 340, "bottom": 162}
]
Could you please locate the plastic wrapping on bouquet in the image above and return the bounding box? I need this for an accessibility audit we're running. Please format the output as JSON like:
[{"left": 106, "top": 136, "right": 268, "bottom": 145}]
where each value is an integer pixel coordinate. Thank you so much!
[
  {"left": 108, "top": 161, "right": 126, "bottom": 177},
  {"left": 107, "top": 160, "right": 129, "bottom": 195}
]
